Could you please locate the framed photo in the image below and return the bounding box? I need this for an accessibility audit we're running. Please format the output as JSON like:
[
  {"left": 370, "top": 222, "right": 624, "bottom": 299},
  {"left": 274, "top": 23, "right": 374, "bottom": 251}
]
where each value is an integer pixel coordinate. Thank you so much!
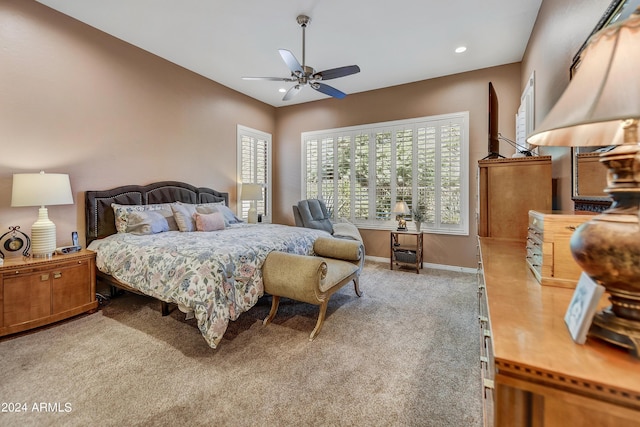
[{"left": 565, "top": 272, "right": 606, "bottom": 344}]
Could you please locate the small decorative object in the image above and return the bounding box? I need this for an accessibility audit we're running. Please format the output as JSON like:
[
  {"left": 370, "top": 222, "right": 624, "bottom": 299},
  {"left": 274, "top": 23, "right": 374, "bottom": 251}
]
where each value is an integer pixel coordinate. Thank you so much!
[
  {"left": 412, "top": 205, "right": 426, "bottom": 233},
  {"left": 392, "top": 201, "right": 410, "bottom": 231},
  {"left": 565, "top": 273, "right": 605, "bottom": 345},
  {"left": 0, "top": 226, "right": 31, "bottom": 259}
]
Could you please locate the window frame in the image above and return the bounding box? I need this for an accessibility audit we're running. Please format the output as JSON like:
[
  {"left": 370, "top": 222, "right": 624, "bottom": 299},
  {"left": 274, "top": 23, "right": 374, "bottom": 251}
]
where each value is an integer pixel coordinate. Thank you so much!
[
  {"left": 236, "top": 125, "right": 272, "bottom": 223},
  {"left": 301, "top": 112, "right": 469, "bottom": 235}
]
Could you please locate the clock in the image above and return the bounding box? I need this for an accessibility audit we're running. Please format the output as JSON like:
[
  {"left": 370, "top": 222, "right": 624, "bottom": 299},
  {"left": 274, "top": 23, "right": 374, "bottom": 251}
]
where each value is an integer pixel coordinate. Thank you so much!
[{"left": 0, "top": 226, "right": 31, "bottom": 259}]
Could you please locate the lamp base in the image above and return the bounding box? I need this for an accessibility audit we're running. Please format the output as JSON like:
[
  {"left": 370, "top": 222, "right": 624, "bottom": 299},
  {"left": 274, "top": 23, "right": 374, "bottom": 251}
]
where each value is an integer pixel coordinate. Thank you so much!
[
  {"left": 247, "top": 205, "right": 258, "bottom": 224},
  {"left": 569, "top": 138, "right": 640, "bottom": 358},
  {"left": 31, "top": 207, "right": 56, "bottom": 258},
  {"left": 589, "top": 307, "right": 640, "bottom": 358}
]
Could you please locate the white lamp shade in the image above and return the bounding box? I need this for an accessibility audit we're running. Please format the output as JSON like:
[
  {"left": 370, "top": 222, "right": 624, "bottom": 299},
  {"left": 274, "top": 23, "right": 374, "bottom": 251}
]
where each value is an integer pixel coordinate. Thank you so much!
[
  {"left": 527, "top": 9, "right": 640, "bottom": 147},
  {"left": 11, "top": 172, "right": 73, "bottom": 207},
  {"left": 241, "top": 183, "right": 263, "bottom": 201},
  {"left": 392, "top": 201, "right": 410, "bottom": 215}
]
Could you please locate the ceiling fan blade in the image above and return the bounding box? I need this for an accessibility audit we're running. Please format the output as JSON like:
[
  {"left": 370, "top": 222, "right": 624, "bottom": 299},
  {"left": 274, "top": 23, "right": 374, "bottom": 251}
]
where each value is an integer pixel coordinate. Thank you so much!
[
  {"left": 312, "top": 83, "right": 346, "bottom": 99},
  {"left": 314, "top": 65, "right": 361, "bottom": 81},
  {"left": 242, "top": 76, "right": 296, "bottom": 82},
  {"left": 279, "top": 49, "right": 303, "bottom": 74},
  {"left": 283, "top": 85, "right": 302, "bottom": 101}
]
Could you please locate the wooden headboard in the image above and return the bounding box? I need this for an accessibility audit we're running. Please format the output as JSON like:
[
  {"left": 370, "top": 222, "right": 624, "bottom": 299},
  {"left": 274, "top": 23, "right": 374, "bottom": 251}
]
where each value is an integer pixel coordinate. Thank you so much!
[{"left": 85, "top": 181, "right": 229, "bottom": 245}]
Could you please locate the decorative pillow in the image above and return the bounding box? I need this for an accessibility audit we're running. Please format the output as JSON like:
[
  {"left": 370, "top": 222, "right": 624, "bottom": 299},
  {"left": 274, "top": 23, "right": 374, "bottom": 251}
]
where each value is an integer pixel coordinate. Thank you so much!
[
  {"left": 171, "top": 203, "right": 198, "bottom": 232},
  {"left": 126, "top": 211, "right": 170, "bottom": 235},
  {"left": 112, "top": 203, "right": 178, "bottom": 233},
  {"left": 215, "top": 204, "right": 244, "bottom": 224},
  {"left": 194, "top": 211, "right": 225, "bottom": 232},
  {"left": 171, "top": 202, "right": 226, "bottom": 231}
]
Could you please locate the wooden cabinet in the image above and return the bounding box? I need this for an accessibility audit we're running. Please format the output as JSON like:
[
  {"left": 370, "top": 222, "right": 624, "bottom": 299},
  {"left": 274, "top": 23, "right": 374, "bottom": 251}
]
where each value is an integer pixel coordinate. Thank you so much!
[
  {"left": 478, "top": 157, "right": 552, "bottom": 240},
  {"left": 526, "top": 210, "right": 594, "bottom": 288},
  {"left": 1, "top": 250, "right": 97, "bottom": 337},
  {"left": 478, "top": 238, "right": 640, "bottom": 427},
  {"left": 390, "top": 231, "right": 423, "bottom": 273}
]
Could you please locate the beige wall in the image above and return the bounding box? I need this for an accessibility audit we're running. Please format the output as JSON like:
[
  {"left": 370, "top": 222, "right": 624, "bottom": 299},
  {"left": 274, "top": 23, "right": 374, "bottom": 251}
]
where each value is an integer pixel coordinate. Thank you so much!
[
  {"left": 275, "top": 64, "right": 522, "bottom": 268},
  {"left": 521, "top": 0, "right": 612, "bottom": 210},
  {"left": 0, "top": 0, "right": 274, "bottom": 251}
]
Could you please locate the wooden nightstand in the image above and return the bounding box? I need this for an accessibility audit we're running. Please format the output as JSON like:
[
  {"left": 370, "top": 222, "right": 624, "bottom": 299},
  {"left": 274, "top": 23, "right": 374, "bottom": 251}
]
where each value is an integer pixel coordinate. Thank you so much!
[
  {"left": 390, "top": 231, "right": 423, "bottom": 274},
  {"left": 0, "top": 249, "right": 98, "bottom": 337}
]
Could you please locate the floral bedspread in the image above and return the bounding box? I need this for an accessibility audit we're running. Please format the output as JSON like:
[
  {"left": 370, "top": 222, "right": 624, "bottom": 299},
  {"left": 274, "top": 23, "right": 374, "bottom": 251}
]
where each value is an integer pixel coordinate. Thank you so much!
[{"left": 88, "top": 224, "right": 330, "bottom": 348}]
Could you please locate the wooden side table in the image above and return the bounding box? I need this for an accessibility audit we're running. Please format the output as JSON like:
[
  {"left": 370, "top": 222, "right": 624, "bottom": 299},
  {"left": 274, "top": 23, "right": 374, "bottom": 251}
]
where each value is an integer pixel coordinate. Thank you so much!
[
  {"left": 0, "top": 249, "right": 98, "bottom": 337},
  {"left": 390, "top": 231, "right": 423, "bottom": 274}
]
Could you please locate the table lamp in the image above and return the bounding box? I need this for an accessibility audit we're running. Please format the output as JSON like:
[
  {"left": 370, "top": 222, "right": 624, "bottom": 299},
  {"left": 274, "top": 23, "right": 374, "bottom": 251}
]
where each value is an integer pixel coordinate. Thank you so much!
[
  {"left": 11, "top": 171, "right": 73, "bottom": 258},
  {"left": 392, "top": 201, "right": 410, "bottom": 231},
  {"left": 527, "top": 8, "right": 640, "bottom": 356},
  {"left": 241, "top": 183, "right": 263, "bottom": 224}
]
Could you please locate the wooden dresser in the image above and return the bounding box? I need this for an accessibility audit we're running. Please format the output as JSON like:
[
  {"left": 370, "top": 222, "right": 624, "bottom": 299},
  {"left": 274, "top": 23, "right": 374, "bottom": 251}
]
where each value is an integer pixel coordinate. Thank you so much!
[
  {"left": 526, "top": 210, "right": 594, "bottom": 288},
  {"left": 478, "top": 156, "right": 552, "bottom": 240},
  {"left": 478, "top": 238, "right": 640, "bottom": 427},
  {"left": 0, "top": 250, "right": 97, "bottom": 337}
]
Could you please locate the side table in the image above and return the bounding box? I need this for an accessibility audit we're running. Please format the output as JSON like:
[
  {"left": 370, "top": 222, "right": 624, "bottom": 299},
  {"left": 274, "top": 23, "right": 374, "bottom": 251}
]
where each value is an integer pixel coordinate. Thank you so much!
[{"left": 390, "top": 231, "right": 423, "bottom": 274}]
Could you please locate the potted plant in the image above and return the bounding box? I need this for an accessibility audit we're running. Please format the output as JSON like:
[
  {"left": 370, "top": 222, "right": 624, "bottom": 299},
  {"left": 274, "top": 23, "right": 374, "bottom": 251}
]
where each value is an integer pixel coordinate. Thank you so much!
[{"left": 412, "top": 205, "right": 426, "bottom": 232}]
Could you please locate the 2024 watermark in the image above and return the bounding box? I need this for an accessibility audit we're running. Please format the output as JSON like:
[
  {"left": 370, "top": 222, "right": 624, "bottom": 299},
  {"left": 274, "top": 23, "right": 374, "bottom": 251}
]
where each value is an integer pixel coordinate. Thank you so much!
[{"left": 2, "top": 402, "right": 72, "bottom": 413}]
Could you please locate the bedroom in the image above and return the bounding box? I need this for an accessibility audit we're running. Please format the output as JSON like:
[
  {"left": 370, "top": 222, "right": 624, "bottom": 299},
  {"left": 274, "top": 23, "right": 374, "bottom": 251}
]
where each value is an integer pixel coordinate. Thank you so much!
[
  {"left": 1, "top": 0, "right": 558, "bottom": 270},
  {"left": 2, "top": 0, "right": 638, "bottom": 425}
]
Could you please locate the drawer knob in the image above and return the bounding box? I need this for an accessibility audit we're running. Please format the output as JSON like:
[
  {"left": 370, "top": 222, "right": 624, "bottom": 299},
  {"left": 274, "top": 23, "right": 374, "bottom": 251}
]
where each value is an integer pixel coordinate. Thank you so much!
[{"left": 53, "top": 272, "right": 62, "bottom": 279}]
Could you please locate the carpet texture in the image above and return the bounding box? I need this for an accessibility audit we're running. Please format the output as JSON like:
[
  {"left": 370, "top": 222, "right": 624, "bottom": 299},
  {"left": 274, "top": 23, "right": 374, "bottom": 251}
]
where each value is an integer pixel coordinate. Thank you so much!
[{"left": 0, "top": 262, "right": 482, "bottom": 426}]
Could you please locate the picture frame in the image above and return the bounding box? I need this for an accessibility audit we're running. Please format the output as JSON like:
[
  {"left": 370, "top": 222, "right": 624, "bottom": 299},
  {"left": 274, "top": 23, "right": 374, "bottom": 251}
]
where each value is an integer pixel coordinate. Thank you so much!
[
  {"left": 570, "top": 0, "right": 640, "bottom": 77},
  {"left": 565, "top": 272, "right": 606, "bottom": 344}
]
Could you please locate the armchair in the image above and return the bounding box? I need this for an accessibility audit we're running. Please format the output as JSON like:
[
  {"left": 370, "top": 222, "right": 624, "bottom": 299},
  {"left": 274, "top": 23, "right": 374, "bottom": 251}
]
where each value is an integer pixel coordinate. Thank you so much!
[{"left": 293, "top": 199, "right": 362, "bottom": 241}]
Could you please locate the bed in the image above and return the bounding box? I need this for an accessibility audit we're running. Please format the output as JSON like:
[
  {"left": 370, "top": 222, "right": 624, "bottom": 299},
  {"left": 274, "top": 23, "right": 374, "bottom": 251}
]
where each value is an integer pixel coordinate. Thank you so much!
[{"left": 85, "top": 181, "right": 330, "bottom": 348}]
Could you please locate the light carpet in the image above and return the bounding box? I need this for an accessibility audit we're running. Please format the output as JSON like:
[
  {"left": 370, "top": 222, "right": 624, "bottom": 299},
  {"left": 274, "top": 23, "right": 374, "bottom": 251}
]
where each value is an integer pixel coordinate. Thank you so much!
[{"left": 0, "top": 262, "right": 482, "bottom": 426}]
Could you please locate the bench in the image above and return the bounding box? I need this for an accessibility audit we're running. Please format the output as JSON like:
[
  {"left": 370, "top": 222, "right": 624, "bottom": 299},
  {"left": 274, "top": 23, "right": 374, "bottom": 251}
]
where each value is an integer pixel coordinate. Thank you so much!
[{"left": 262, "top": 237, "right": 364, "bottom": 340}]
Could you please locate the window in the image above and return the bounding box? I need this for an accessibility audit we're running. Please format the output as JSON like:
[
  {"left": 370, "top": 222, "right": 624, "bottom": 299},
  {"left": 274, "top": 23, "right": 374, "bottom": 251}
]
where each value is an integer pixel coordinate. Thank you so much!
[
  {"left": 237, "top": 125, "right": 272, "bottom": 222},
  {"left": 301, "top": 112, "right": 469, "bottom": 235}
]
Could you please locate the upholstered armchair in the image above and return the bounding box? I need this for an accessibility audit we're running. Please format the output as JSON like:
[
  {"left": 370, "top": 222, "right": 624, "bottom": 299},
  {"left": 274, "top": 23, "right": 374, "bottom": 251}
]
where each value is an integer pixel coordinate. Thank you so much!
[{"left": 293, "top": 199, "right": 363, "bottom": 241}]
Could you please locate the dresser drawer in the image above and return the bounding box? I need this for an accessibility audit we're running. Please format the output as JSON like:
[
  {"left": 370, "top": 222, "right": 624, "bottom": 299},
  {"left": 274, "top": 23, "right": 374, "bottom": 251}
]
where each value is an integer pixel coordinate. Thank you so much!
[{"left": 526, "top": 211, "right": 594, "bottom": 288}]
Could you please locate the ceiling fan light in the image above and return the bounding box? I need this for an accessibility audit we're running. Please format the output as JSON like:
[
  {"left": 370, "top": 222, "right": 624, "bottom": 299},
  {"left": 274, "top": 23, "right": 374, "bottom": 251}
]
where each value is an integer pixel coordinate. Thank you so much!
[
  {"left": 455, "top": 46, "right": 467, "bottom": 53},
  {"left": 278, "top": 88, "right": 287, "bottom": 93}
]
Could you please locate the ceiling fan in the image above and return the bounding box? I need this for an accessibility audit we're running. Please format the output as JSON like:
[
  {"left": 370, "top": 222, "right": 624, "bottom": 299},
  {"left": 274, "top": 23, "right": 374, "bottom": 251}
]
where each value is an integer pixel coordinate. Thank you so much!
[{"left": 242, "top": 15, "right": 360, "bottom": 101}]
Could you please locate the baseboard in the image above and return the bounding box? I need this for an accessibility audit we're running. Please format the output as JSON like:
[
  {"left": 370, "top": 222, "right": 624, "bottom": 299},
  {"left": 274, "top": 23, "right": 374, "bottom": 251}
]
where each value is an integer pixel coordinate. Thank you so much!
[{"left": 365, "top": 255, "right": 476, "bottom": 274}]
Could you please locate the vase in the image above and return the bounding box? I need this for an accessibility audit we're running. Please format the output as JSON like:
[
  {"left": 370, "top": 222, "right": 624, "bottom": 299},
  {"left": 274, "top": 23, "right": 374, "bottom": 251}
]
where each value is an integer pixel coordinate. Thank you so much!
[{"left": 415, "top": 222, "right": 421, "bottom": 233}]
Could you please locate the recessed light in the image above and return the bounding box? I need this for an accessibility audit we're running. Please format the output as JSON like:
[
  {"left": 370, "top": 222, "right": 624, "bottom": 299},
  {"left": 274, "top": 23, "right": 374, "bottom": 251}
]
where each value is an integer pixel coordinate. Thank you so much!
[
  {"left": 278, "top": 88, "right": 287, "bottom": 93},
  {"left": 455, "top": 46, "right": 467, "bottom": 54}
]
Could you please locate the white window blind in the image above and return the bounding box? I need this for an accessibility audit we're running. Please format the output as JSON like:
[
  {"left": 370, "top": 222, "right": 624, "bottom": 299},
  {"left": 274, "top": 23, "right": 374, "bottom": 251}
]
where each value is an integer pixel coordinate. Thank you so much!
[
  {"left": 301, "top": 112, "right": 469, "bottom": 235},
  {"left": 237, "top": 125, "right": 272, "bottom": 222}
]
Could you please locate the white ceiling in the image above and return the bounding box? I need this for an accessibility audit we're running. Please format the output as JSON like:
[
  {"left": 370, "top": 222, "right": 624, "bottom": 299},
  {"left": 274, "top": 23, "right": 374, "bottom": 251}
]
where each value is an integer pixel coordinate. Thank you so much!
[{"left": 35, "top": 0, "right": 543, "bottom": 107}]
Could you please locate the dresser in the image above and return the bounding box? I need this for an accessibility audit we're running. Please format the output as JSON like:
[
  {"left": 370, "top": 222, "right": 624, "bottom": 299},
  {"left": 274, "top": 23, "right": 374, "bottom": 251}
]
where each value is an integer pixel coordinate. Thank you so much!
[
  {"left": 0, "top": 250, "right": 97, "bottom": 337},
  {"left": 478, "top": 156, "right": 552, "bottom": 240},
  {"left": 526, "top": 210, "right": 594, "bottom": 288},
  {"left": 478, "top": 238, "right": 640, "bottom": 427}
]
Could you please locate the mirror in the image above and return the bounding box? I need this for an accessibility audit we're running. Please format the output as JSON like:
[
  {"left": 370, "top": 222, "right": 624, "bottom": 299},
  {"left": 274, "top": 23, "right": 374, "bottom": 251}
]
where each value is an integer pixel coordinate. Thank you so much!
[{"left": 570, "top": 0, "right": 638, "bottom": 211}]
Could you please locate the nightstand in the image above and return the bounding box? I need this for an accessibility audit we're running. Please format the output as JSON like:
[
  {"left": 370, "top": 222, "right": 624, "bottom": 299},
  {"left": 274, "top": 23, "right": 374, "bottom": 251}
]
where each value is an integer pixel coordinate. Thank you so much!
[
  {"left": 0, "top": 249, "right": 98, "bottom": 337},
  {"left": 390, "top": 231, "right": 423, "bottom": 274}
]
